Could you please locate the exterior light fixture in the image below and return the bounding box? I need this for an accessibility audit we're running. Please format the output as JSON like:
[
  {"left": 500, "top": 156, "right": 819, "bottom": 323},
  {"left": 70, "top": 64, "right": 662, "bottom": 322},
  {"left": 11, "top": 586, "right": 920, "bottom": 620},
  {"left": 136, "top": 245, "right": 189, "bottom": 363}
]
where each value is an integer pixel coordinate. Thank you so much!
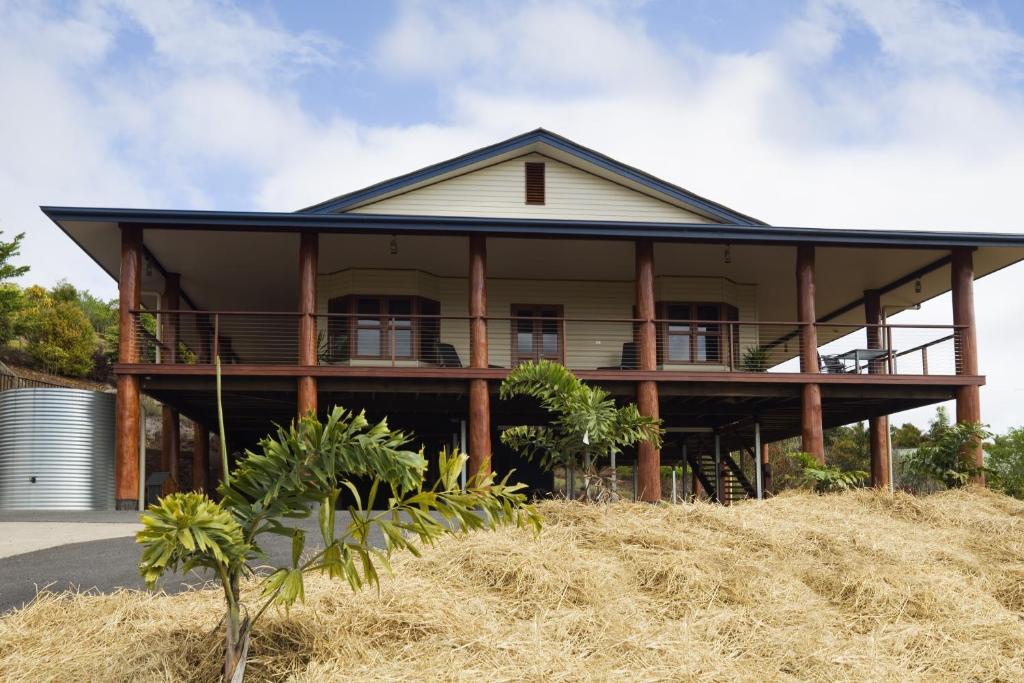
[
  {"left": 390, "top": 235, "right": 398, "bottom": 255},
  {"left": 724, "top": 244, "right": 732, "bottom": 264},
  {"left": 144, "top": 257, "right": 153, "bottom": 277},
  {"left": 914, "top": 278, "right": 922, "bottom": 294}
]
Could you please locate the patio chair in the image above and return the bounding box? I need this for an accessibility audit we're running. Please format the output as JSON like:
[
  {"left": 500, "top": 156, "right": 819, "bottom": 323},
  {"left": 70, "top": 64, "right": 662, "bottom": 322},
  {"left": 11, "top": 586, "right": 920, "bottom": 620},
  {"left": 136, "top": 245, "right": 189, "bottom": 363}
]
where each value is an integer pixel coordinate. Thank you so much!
[
  {"left": 435, "top": 342, "right": 463, "bottom": 368},
  {"left": 819, "top": 354, "right": 850, "bottom": 374},
  {"left": 598, "top": 341, "right": 639, "bottom": 370}
]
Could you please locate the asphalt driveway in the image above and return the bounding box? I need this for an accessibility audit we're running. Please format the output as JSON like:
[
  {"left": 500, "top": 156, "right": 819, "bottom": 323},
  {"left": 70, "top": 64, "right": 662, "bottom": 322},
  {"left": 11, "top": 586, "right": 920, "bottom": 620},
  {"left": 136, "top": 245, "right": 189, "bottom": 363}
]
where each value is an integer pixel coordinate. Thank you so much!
[{"left": 0, "top": 510, "right": 381, "bottom": 614}]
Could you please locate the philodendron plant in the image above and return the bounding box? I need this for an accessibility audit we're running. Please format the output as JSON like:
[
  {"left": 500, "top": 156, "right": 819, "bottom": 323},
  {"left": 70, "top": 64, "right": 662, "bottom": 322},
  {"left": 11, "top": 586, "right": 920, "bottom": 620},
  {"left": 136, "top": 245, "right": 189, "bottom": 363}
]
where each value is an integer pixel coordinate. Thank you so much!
[{"left": 137, "top": 406, "right": 540, "bottom": 682}]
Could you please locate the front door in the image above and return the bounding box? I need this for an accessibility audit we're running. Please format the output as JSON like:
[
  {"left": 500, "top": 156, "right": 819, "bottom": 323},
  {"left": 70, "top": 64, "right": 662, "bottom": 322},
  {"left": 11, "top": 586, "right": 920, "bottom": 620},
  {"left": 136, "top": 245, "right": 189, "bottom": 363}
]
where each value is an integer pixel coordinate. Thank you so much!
[{"left": 511, "top": 304, "right": 564, "bottom": 365}]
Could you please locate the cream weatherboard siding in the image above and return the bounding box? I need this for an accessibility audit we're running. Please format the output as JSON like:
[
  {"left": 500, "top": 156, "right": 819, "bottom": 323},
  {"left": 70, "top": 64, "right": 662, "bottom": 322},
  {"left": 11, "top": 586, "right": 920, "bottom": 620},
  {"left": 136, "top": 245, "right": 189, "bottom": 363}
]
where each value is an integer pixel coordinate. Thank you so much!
[
  {"left": 317, "top": 269, "right": 757, "bottom": 370},
  {"left": 347, "top": 153, "right": 716, "bottom": 223}
]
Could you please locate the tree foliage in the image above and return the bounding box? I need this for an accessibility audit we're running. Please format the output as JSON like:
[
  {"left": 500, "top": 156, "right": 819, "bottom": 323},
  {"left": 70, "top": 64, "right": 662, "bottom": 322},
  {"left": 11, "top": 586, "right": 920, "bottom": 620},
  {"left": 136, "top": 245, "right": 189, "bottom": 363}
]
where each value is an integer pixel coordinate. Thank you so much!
[
  {"left": 902, "top": 420, "right": 990, "bottom": 489},
  {"left": 138, "top": 404, "right": 541, "bottom": 682},
  {"left": 499, "top": 360, "right": 663, "bottom": 501},
  {"left": 17, "top": 285, "right": 97, "bottom": 377},
  {"left": 0, "top": 231, "right": 29, "bottom": 346},
  {"left": 891, "top": 422, "right": 923, "bottom": 449},
  {"left": 787, "top": 451, "right": 868, "bottom": 492},
  {"left": 986, "top": 427, "right": 1024, "bottom": 499}
]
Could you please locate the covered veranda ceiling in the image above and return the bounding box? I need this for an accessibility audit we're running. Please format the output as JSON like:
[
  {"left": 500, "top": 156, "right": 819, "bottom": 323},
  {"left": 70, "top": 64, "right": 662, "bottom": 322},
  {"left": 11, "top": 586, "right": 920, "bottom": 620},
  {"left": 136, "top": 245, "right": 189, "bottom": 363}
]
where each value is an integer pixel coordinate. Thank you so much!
[{"left": 49, "top": 213, "right": 1024, "bottom": 325}]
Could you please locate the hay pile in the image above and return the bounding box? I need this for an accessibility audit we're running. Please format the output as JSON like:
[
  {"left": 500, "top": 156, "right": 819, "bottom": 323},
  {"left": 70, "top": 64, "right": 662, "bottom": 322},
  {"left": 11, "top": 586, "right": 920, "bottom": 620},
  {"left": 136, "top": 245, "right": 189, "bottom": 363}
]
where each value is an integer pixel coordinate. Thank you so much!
[{"left": 3, "top": 488, "right": 1024, "bottom": 681}]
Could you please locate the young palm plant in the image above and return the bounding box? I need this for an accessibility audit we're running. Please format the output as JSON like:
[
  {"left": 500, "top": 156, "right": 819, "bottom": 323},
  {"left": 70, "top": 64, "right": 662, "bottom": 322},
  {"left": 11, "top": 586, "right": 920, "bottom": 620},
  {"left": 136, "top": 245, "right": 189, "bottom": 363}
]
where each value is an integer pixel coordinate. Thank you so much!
[
  {"left": 138, "top": 403, "right": 540, "bottom": 682},
  {"left": 499, "top": 360, "right": 663, "bottom": 501}
]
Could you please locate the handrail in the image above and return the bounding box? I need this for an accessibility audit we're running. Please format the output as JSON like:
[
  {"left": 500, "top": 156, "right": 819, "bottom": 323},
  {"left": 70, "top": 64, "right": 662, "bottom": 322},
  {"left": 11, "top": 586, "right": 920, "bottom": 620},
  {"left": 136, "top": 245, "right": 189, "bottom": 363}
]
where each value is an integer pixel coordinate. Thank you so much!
[
  {"left": 894, "top": 334, "right": 955, "bottom": 358},
  {"left": 132, "top": 309, "right": 966, "bottom": 330}
]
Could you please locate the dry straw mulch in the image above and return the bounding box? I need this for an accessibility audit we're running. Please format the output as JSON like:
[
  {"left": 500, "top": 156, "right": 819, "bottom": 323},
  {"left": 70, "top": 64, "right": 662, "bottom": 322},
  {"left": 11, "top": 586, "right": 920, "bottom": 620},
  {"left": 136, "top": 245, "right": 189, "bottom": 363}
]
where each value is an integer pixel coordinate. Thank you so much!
[{"left": 3, "top": 488, "right": 1024, "bottom": 682}]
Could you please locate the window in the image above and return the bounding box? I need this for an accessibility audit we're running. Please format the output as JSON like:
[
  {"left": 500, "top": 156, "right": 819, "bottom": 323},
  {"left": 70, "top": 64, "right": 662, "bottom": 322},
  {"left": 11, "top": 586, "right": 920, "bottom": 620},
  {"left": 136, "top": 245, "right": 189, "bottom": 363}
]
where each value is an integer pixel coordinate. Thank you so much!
[
  {"left": 326, "top": 295, "right": 441, "bottom": 362},
  {"left": 511, "top": 304, "right": 563, "bottom": 364},
  {"left": 525, "top": 162, "right": 545, "bottom": 205},
  {"left": 656, "top": 302, "right": 739, "bottom": 365}
]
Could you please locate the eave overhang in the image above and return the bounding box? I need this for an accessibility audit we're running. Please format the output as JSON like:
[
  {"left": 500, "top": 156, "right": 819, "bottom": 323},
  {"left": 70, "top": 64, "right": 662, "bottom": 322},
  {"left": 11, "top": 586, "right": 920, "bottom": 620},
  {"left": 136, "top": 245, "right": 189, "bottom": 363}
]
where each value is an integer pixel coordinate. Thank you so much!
[{"left": 40, "top": 206, "right": 1024, "bottom": 250}]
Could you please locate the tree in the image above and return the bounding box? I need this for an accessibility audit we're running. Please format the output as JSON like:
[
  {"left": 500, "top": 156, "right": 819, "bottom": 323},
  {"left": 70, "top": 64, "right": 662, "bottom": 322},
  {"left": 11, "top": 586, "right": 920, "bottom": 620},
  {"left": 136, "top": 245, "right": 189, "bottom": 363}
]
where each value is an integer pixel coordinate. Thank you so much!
[
  {"left": 891, "top": 422, "right": 923, "bottom": 449},
  {"left": 498, "top": 360, "right": 663, "bottom": 501},
  {"left": 902, "top": 421, "right": 990, "bottom": 489},
  {"left": 18, "top": 285, "right": 97, "bottom": 377},
  {"left": 138, "top": 404, "right": 541, "bottom": 682},
  {"left": 0, "top": 231, "right": 29, "bottom": 346},
  {"left": 825, "top": 422, "right": 870, "bottom": 473},
  {"left": 985, "top": 427, "right": 1024, "bottom": 499}
]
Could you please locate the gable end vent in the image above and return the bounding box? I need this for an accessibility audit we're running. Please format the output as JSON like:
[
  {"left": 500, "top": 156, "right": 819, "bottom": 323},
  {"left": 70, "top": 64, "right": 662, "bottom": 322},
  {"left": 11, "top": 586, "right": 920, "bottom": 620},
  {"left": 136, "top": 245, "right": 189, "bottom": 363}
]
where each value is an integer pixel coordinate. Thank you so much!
[{"left": 525, "top": 162, "right": 545, "bottom": 205}]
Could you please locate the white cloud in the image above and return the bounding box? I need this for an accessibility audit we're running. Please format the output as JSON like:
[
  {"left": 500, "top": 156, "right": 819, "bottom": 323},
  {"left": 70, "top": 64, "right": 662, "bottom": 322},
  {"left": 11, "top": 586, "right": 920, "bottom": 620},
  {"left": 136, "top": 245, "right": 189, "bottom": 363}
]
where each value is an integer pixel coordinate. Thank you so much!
[{"left": 2, "top": 0, "right": 1024, "bottom": 430}]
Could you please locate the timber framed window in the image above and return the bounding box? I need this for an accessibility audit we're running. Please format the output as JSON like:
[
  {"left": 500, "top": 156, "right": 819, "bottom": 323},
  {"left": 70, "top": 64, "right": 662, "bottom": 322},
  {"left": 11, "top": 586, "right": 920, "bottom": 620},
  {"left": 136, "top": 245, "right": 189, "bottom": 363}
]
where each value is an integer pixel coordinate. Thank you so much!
[
  {"left": 656, "top": 302, "right": 739, "bottom": 365},
  {"left": 326, "top": 295, "right": 441, "bottom": 362},
  {"left": 511, "top": 304, "right": 563, "bottom": 365}
]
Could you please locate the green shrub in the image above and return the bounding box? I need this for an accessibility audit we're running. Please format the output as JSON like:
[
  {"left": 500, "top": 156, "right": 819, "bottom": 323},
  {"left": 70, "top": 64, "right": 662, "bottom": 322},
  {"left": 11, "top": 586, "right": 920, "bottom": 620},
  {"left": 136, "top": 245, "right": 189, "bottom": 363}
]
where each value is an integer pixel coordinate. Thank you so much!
[{"left": 903, "top": 421, "right": 990, "bottom": 489}]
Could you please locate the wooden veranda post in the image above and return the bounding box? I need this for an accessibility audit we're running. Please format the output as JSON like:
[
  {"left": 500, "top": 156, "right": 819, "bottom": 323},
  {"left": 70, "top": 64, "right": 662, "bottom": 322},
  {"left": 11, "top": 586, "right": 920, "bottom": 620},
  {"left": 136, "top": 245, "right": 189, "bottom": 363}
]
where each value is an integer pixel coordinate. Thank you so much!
[
  {"left": 161, "top": 273, "right": 181, "bottom": 492},
  {"left": 635, "top": 239, "right": 661, "bottom": 502},
  {"left": 115, "top": 225, "right": 142, "bottom": 510},
  {"left": 952, "top": 247, "right": 983, "bottom": 482},
  {"left": 297, "top": 232, "right": 318, "bottom": 419},
  {"left": 864, "top": 289, "right": 891, "bottom": 488},
  {"left": 796, "top": 245, "right": 825, "bottom": 463},
  {"left": 468, "top": 235, "right": 492, "bottom": 480}
]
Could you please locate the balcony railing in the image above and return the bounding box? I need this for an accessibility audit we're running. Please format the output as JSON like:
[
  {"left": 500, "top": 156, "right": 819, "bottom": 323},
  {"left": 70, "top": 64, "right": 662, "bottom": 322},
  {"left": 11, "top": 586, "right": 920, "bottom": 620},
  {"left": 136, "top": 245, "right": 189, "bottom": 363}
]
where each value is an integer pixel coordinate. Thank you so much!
[{"left": 131, "top": 310, "right": 966, "bottom": 377}]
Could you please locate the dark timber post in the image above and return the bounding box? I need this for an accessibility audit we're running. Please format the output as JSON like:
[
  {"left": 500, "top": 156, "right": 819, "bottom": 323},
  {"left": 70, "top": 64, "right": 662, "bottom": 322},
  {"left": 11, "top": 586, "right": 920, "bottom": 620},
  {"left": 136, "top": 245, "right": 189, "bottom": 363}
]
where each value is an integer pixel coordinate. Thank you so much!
[
  {"left": 193, "top": 423, "right": 210, "bottom": 493},
  {"left": 115, "top": 225, "right": 142, "bottom": 510},
  {"left": 468, "top": 235, "right": 491, "bottom": 480},
  {"left": 864, "top": 289, "right": 891, "bottom": 488},
  {"left": 797, "top": 246, "right": 825, "bottom": 463},
  {"left": 952, "top": 247, "right": 983, "bottom": 482},
  {"left": 161, "top": 273, "right": 181, "bottom": 491},
  {"left": 635, "top": 239, "right": 661, "bottom": 502},
  {"left": 297, "top": 232, "right": 318, "bottom": 419}
]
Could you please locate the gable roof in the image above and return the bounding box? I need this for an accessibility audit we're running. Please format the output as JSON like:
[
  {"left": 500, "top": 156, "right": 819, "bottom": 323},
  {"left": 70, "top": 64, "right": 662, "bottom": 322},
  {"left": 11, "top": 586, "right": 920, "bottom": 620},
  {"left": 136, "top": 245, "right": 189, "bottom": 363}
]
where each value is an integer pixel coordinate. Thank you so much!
[{"left": 298, "top": 128, "right": 769, "bottom": 226}]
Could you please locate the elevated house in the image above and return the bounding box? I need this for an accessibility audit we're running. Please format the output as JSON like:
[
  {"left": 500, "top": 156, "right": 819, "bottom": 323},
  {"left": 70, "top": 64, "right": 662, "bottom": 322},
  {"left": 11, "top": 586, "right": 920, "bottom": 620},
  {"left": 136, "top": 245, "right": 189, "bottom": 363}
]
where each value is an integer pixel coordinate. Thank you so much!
[{"left": 45, "top": 129, "right": 1024, "bottom": 509}]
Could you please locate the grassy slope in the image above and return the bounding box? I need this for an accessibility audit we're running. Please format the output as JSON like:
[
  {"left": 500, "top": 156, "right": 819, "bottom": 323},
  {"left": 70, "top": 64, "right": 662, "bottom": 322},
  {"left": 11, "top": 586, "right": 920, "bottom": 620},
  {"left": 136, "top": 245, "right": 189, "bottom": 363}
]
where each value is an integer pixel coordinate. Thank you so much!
[{"left": 2, "top": 488, "right": 1024, "bottom": 682}]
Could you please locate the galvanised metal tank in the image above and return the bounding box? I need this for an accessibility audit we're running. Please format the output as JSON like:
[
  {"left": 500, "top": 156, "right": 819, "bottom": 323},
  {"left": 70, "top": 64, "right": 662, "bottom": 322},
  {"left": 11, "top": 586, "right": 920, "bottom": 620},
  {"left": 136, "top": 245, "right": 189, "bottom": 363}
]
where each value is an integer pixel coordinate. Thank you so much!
[{"left": 0, "top": 388, "right": 116, "bottom": 510}]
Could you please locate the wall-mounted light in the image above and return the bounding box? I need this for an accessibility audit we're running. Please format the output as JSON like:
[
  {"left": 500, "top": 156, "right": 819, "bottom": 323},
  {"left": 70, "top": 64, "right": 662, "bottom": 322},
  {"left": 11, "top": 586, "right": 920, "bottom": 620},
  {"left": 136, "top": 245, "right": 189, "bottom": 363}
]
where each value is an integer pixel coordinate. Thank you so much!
[
  {"left": 914, "top": 278, "right": 922, "bottom": 294},
  {"left": 144, "top": 257, "right": 153, "bottom": 277},
  {"left": 390, "top": 235, "right": 398, "bottom": 255},
  {"left": 724, "top": 244, "right": 732, "bottom": 264}
]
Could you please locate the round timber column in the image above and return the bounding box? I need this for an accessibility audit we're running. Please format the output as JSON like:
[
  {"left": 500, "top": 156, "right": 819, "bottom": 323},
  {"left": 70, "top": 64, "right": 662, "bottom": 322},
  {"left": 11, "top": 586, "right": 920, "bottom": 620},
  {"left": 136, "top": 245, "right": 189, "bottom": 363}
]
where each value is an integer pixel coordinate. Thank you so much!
[
  {"left": 115, "top": 225, "right": 142, "bottom": 510},
  {"left": 297, "top": 231, "right": 318, "bottom": 419},
  {"left": 796, "top": 245, "right": 825, "bottom": 463},
  {"left": 952, "top": 247, "right": 983, "bottom": 482},
  {"left": 468, "top": 235, "right": 492, "bottom": 480},
  {"left": 864, "top": 289, "right": 891, "bottom": 488},
  {"left": 635, "top": 239, "right": 661, "bottom": 502}
]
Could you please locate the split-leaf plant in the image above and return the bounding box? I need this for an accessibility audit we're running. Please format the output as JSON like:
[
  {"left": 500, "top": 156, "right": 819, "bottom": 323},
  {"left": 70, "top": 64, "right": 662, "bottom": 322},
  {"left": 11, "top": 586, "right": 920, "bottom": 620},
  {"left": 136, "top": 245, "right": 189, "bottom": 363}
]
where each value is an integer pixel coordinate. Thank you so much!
[
  {"left": 499, "top": 360, "right": 663, "bottom": 501},
  {"left": 137, "top": 365, "right": 540, "bottom": 682}
]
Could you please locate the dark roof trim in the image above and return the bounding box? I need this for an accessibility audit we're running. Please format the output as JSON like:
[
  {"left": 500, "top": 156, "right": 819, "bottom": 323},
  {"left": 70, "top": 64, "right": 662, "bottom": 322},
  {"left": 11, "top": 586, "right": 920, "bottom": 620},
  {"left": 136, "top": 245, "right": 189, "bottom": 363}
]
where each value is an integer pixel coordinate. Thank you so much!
[
  {"left": 297, "top": 128, "right": 768, "bottom": 226},
  {"left": 41, "top": 206, "right": 1024, "bottom": 249}
]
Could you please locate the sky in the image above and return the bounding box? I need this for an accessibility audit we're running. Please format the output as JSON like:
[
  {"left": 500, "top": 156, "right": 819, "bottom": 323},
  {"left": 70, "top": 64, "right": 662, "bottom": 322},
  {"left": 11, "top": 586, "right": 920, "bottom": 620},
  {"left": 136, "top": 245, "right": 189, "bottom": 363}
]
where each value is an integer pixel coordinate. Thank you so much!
[{"left": 2, "top": 0, "right": 1024, "bottom": 431}]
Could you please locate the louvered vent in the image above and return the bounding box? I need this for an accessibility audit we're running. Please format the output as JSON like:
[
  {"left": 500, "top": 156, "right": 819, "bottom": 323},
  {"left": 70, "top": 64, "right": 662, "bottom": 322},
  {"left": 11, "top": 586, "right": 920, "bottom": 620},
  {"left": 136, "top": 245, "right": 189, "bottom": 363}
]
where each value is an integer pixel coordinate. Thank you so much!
[{"left": 525, "top": 162, "right": 545, "bottom": 205}]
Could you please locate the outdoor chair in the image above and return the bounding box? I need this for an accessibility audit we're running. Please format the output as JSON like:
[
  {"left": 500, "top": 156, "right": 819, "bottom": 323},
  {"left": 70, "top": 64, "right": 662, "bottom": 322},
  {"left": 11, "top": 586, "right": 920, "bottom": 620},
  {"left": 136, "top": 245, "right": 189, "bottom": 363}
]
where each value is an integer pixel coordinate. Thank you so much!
[
  {"left": 819, "top": 354, "right": 850, "bottom": 374},
  {"left": 435, "top": 342, "right": 463, "bottom": 368},
  {"left": 599, "top": 341, "right": 639, "bottom": 370}
]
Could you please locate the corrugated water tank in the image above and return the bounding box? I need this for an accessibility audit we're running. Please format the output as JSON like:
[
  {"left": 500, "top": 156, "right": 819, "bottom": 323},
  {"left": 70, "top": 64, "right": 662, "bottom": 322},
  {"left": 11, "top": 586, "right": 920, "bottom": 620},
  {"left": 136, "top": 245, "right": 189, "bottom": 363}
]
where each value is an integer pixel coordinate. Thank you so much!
[{"left": 0, "top": 388, "right": 116, "bottom": 510}]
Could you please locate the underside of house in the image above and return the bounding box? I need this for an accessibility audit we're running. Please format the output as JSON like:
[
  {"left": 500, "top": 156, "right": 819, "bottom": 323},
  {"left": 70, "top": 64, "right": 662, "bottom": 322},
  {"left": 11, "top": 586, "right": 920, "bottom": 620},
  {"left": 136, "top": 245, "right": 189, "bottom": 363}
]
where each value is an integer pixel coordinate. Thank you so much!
[{"left": 45, "top": 129, "right": 1024, "bottom": 508}]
